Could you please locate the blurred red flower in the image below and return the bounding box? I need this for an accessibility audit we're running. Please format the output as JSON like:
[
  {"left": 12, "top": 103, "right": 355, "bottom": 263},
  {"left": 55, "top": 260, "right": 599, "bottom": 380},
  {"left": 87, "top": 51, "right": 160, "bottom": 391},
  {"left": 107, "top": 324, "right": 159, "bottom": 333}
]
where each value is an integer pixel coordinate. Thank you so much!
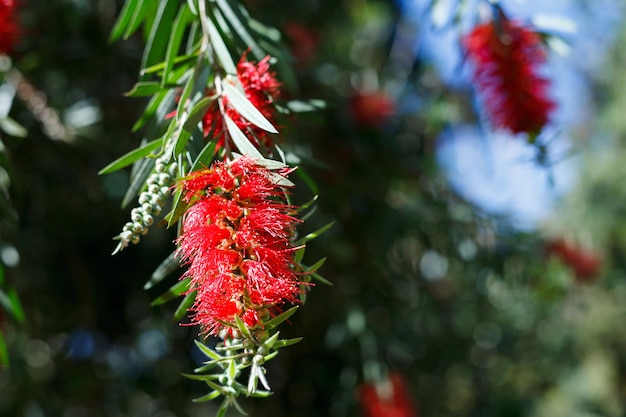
[
  {"left": 463, "top": 17, "right": 555, "bottom": 136},
  {"left": 284, "top": 22, "right": 319, "bottom": 66},
  {"left": 358, "top": 373, "right": 418, "bottom": 417},
  {"left": 176, "top": 156, "right": 301, "bottom": 335},
  {"left": 351, "top": 91, "right": 396, "bottom": 127},
  {"left": 0, "top": 0, "right": 20, "bottom": 55},
  {"left": 546, "top": 239, "right": 601, "bottom": 283}
]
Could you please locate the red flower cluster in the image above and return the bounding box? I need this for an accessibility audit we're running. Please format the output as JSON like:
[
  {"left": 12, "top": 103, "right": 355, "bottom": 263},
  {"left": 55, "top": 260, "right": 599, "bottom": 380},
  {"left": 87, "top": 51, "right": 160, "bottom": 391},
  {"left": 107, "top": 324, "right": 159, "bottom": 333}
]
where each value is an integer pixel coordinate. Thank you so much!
[
  {"left": 203, "top": 54, "right": 281, "bottom": 149},
  {"left": 176, "top": 156, "right": 302, "bottom": 335},
  {"left": 546, "top": 239, "right": 601, "bottom": 283},
  {"left": 463, "top": 17, "right": 555, "bottom": 136},
  {"left": 358, "top": 373, "right": 418, "bottom": 417},
  {"left": 0, "top": 0, "right": 20, "bottom": 55},
  {"left": 350, "top": 90, "right": 396, "bottom": 128}
]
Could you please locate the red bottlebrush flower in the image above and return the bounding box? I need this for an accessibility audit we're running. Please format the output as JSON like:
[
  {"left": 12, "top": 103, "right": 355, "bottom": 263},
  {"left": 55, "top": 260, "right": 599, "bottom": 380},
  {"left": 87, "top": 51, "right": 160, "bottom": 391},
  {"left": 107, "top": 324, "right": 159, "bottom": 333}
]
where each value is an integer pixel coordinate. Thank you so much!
[
  {"left": 358, "top": 373, "right": 419, "bottom": 417},
  {"left": 176, "top": 156, "right": 302, "bottom": 336},
  {"left": 350, "top": 90, "right": 396, "bottom": 127},
  {"left": 546, "top": 239, "right": 601, "bottom": 283},
  {"left": 0, "top": 0, "right": 20, "bottom": 55},
  {"left": 284, "top": 23, "right": 319, "bottom": 66},
  {"left": 463, "top": 17, "right": 556, "bottom": 136},
  {"left": 202, "top": 54, "right": 281, "bottom": 150}
]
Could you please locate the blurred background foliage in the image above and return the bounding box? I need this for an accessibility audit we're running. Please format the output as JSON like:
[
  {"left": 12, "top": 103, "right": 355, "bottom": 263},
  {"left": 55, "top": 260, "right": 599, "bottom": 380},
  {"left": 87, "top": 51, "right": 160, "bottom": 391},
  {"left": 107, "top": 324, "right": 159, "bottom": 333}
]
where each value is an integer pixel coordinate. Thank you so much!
[{"left": 0, "top": 0, "right": 625, "bottom": 417}]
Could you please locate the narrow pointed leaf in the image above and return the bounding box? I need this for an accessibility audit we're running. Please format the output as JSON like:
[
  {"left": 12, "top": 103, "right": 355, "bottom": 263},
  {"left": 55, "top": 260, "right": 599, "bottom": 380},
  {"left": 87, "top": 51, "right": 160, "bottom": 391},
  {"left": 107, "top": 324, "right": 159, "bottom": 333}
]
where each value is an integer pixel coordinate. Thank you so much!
[
  {"left": 262, "top": 331, "right": 280, "bottom": 349},
  {"left": 264, "top": 306, "right": 298, "bottom": 330},
  {"left": 272, "top": 337, "right": 303, "bottom": 349},
  {"left": 216, "top": 399, "right": 230, "bottom": 417},
  {"left": 183, "top": 97, "right": 213, "bottom": 133},
  {"left": 224, "top": 115, "right": 263, "bottom": 159},
  {"left": 194, "top": 339, "right": 222, "bottom": 361},
  {"left": 205, "top": 15, "right": 236, "bottom": 74},
  {"left": 150, "top": 278, "right": 190, "bottom": 306},
  {"left": 163, "top": 4, "right": 193, "bottom": 87},
  {"left": 173, "top": 290, "right": 196, "bottom": 321},
  {"left": 304, "top": 257, "right": 327, "bottom": 272},
  {"left": 99, "top": 138, "right": 163, "bottom": 175},
  {"left": 311, "top": 272, "right": 332, "bottom": 285},
  {"left": 222, "top": 80, "right": 277, "bottom": 133},
  {"left": 295, "top": 221, "right": 334, "bottom": 245},
  {"left": 234, "top": 314, "right": 252, "bottom": 340},
  {"left": 145, "top": 252, "right": 180, "bottom": 290},
  {"left": 192, "top": 390, "right": 221, "bottom": 402},
  {"left": 121, "top": 151, "right": 155, "bottom": 208},
  {"left": 215, "top": 0, "right": 263, "bottom": 60},
  {"left": 0, "top": 332, "right": 8, "bottom": 366},
  {"left": 125, "top": 82, "right": 163, "bottom": 97},
  {"left": 109, "top": 0, "right": 141, "bottom": 41},
  {"left": 141, "top": 1, "right": 179, "bottom": 81}
]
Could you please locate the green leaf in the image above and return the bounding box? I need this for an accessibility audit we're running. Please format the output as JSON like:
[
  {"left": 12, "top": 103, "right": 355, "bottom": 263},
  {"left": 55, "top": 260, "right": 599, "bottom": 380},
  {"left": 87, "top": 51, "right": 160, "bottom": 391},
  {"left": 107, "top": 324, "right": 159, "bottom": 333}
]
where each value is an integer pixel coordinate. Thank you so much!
[
  {"left": 150, "top": 278, "right": 190, "bottom": 307},
  {"left": 262, "top": 331, "right": 280, "bottom": 349},
  {"left": 216, "top": 399, "right": 230, "bottom": 417},
  {"left": 304, "top": 257, "right": 327, "bottom": 272},
  {"left": 110, "top": 0, "right": 141, "bottom": 42},
  {"left": 144, "top": 252, "right": 180, "bottom": 290},
  {"left": 272, "top": 337, "right": 303, "bottom": 349},
  {"left": 131, "top": 90, "right": 168, "bottom": 132},
  {"left": 234, "top": 314, "right": 252, "bottom": 340},
  {"left": 121, "top": 154, "right": 154, "bottom": 208},
  {"left": 173, "top": 290, "right": 196, "bottom": 321},
  {"left": 191, "top": 140, "right": 218, "bottom": 170},
  {"left": 224, "top": 115, "right": 263, "bottom": 159},
  {"left": 227, "top": 359, "right": 236, "bottom": 381},
  {"left": 194, "top": 339, "right": 222, "bottom": 361},
  {"left": 140, "top": 1, "right": 180, "bottom": 81},
  {"left": 191, "top": 390, "right": 221, "bottom": 402},
  {"left": 164, "top": 186, "right": 190, "bottom": 227},
  {"left": 205, "top": 14, "right": 236, "bottom": 74},
  {"left": 0, "top": 332, "right": 8, "bottom": 367},
  {"left": 125, "top": 81, "right": 163, "bottom": 97},
  {"left": 0, "top": 117, "right": 27, "bottom": 138},
  {"left": 215, "top": 0, "right": 263, "bottom": 60},
  {"left": 163, "top": 4, "right": 194, "bottom": 87},
  {"left": 285, "top": 99, "right": 326, "bottom": 113},
  {"left": 187, "top": 0, "right": 198, "bottom": 15},
  {"left": 246, "top": 390, "right": 273, "bottom": 398},
  {"left": 295, "top": 167, "right": 319, "bottom": 195},
  {"left": 295, "top": 221, "right": 334, "bottom": 245},
  {"left": 221, "top": 79, "right": 277, "bottom": 133},
  {"left": 192, "top": 362, "right": 220, "bottom": 373},
  {"left": 265, "top": 306, "right": 298, "bottom": 330},
  {"left": 99, "top": 138, "right": 163, "bottom": 175},
  {"left": 311, "top": 272, "right": 332, "bottom": 285},
  {"left": 183, "top": 96, "right": 213, "bottom": 133},
  {"left": 7, "top": 288, "right": 24, "bottom": 323},
  {"left": 123, "top": 0, "right": 152, "bottom": 40}
]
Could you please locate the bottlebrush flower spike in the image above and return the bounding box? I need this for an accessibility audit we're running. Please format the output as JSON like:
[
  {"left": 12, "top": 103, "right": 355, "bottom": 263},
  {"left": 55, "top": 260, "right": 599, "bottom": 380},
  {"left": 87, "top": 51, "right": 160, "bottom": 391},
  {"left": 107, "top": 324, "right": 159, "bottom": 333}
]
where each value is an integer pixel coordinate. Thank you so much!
[
  {"left": 350, "top": 90, "right": 396, "bottom": 128},
  {"left": 176, "top": 155, "right": 302, "bottom": 336},
  {"left": 358, "top": 373, "right": 419, "bottom": 417},
  {"left": 203, "top": 54, "right": 281, "bottom": 149},
  {"left": 463, "top": 16, "right": 556, "bottom": 137},
  {"left": 0, "top": 0, "right": 21, "bottom": 55}
]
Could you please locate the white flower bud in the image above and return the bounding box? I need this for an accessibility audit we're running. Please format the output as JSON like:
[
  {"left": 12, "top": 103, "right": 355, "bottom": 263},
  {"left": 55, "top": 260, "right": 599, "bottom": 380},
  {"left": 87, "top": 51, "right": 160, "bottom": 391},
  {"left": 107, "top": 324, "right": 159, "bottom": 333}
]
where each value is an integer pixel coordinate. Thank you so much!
[{"left": 143, "top": 214, "right": 154, "bottom": 227}]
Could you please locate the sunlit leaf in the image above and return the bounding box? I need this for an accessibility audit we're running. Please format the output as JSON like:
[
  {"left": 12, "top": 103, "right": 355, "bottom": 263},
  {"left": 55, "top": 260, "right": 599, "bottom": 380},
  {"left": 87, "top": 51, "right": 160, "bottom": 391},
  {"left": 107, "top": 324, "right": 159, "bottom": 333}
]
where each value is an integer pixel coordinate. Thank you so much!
[
  {"left": 99, "top": 138, "right": 163, "bottom": 175},
  {"left": 224, "top": 115, "right": 263, "bottom": 159},
  {"left": 222, "top": 79, "right": 277, "bottom": 133},
  {"left": 150, "top": 278, "right": 190, "bottom": 306},
  {"left": 163, "top": 4, "right": 194, "bottom": 87},
  {"left": 145, "top": 252, "right": 180, "bottom": 290},
  {"left": 295, "top": 221, "right": 334, "bottom": 245}
]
